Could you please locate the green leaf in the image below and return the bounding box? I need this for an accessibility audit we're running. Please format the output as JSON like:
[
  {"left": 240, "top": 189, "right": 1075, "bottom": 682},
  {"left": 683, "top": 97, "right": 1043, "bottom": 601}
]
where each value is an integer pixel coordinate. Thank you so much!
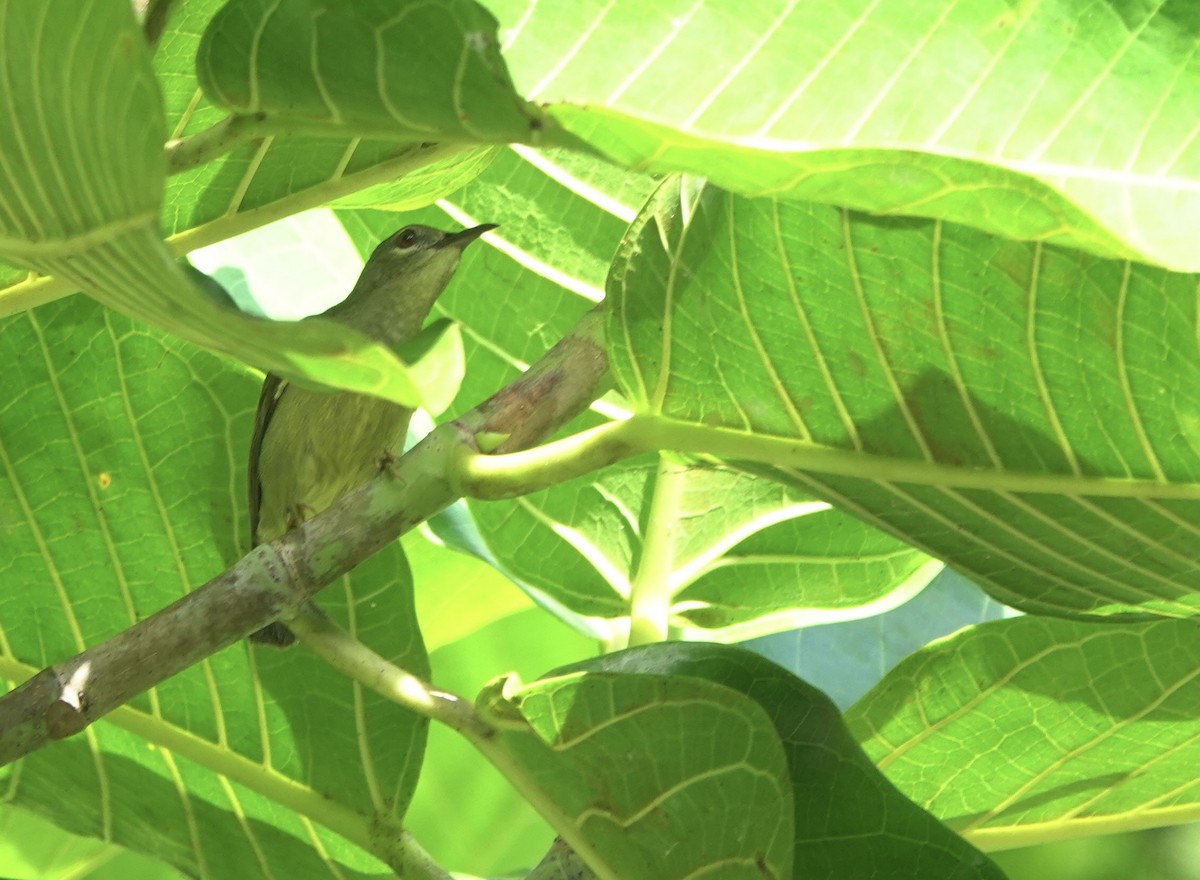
[
  {"left": 0, "top": 294, "right": 426, "bottom": 877},
  {"left": 197, "top": 0, "right": 542, "bottom": 141},
  {"left": 0, "top": 802, "right": 182, "bottom": 880},
  {"left": 846, "top": 617, "right": 1200, "bottom": 848},
  {"left": 478, "top": 663, "right": 794, "bottom": 879},
  {"left": 466, "top": 453, "right": 941, "bottom": 640},
  {"left": 393, "top": 318, "right": 466, "bottom": 415},
  {"left": 486, "top": 0, "right": 1200, "bottom": 270},
  {"left": 0, "top": 0, "right": 477, "bottom": 409},
  {"left": 0, "top": 1, "right": 163, "bottom": 246},
  {"left": 608, "top": 178, "right": 1200, "bottom": 620},
  {"left": 571, "top": 643, "right": 1006, "bottom": 879}
]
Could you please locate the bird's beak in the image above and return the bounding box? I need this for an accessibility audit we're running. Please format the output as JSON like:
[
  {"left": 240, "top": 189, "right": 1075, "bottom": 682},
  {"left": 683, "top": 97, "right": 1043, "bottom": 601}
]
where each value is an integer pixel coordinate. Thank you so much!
[{"left": 439, "top": 223, "right": 498, "bottom": 249}]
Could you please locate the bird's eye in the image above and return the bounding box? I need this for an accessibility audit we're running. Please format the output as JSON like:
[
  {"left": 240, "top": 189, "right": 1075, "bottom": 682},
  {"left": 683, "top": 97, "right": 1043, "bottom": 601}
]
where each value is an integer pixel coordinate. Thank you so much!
[{"left": 394, "top": 227, "right": 419, "bottom": 249}]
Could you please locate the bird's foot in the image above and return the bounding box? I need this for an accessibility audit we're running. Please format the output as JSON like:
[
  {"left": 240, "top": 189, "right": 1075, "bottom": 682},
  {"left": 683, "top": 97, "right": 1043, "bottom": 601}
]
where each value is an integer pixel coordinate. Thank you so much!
[{"left": 285, "top": 502, "right": 317, "bottom": 532}]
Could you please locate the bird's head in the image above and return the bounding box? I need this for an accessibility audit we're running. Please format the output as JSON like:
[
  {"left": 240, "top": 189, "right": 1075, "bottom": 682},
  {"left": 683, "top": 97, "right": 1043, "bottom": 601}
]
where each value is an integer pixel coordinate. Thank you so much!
[{"left": 327, "top": 223, "right": 496, "bottom": 344}]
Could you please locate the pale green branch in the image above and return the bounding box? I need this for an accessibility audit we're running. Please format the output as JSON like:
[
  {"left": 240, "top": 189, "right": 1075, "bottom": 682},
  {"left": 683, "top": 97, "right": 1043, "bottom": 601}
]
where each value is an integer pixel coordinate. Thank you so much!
[
  {"left": 0, "top": 141, "right": 483, "bottom": 320},
  {"left": 292, "top": 610, "right": 623, "bottom": 880},
  {"left": 453, "top": 415, "right": 1200, "bottom": 501},
  {"left": 287, "top": 605, "right": 488, "bottom": 741}
]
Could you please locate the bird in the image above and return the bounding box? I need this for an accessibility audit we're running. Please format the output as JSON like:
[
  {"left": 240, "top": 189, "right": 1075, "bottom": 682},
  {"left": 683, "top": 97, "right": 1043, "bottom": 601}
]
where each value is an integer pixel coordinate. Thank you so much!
[{"left": 247, "top": 222, "right": 495, "bottom": 645}]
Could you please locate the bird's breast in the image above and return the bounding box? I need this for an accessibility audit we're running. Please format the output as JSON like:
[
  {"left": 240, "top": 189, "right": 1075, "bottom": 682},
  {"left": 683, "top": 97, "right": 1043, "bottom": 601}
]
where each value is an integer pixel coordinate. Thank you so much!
[{"left": 256, "top": 387, "right": 411, "bottom": 541}]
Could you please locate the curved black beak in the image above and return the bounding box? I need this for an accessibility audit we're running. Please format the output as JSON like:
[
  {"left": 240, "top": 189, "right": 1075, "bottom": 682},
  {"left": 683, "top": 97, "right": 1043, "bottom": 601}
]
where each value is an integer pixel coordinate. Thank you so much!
[{"left": 440, "top": 223, "right": 498, "bottom": 249}]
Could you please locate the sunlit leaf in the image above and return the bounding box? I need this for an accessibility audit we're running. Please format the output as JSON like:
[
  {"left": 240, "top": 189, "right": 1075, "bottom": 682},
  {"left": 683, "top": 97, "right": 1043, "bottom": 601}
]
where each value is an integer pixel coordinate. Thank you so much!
[
  {"left": 0, "top": 294, "right": 425, "bottom": 878},
  {"left": 488, "top": 0, "right": 1200, "bottom": 269},
  {"left": 847, "top": 617, "right": 1200, "bottom": 849}
]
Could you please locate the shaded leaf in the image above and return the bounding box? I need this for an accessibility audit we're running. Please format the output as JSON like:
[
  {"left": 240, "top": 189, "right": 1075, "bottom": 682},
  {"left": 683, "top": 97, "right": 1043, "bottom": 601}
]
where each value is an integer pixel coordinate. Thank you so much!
[
  {"left": 197, "top": 0, "right": 542, "bottom": 141},
  {"left": 478, "top": 662, "right": 794, "bottom": 879},
  {"left": 559, "top": 642, "right": 1005, "bottom": 879},
  {"left": 608, "top": 178, "right": 1200, "bottom": 619}
]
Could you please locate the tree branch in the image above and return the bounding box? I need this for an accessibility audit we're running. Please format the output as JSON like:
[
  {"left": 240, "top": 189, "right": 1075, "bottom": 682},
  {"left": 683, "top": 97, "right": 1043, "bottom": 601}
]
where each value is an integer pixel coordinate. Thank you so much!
[
  {"left": 0, "top": 307, "right": 609, "bottom": 766},
  {"left": 164, "top": 114, "right": 276, "bottom": 174}
]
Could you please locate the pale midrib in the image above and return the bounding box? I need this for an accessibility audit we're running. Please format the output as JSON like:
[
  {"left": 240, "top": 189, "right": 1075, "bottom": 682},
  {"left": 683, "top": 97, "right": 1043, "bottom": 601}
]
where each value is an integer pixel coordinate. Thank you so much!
[
  {"left": 702, "top": 550, "right": 908, "bottom": 567},
  {"left": 0, "top": 209, "right": 158, "bottom": 259},
  {"left": 297, "top": 815, "right": 352, "bottom": 880},
  {"left": 640, "top": 417, "right": 1200, "bottom": 501}
]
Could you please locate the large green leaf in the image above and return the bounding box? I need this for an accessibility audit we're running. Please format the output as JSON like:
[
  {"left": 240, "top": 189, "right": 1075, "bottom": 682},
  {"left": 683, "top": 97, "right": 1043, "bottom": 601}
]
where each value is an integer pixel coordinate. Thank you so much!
[
  {"left": 846, "top": 617, "right": 1200, "bottom": 848},
  {"left": 608, "top": 178, "right": 1199, "bottom": 620},
  {"left": 0, "top": 0, "right": 482, "bottom": 409},
  {"left": 198, "top": 0, "right": 541, "bottom": 141},
  {"left": 0, "top": 294, "right": 427, "bottom": 877},
  {"left": 487, "top": 0, "right": 1200, "bottom": 270},
  {"left": 477, "top": 660, "right": 794, "bottom": 879},
  {"left": 571, "top": 643, "right": 1005, "bottom": 878}
]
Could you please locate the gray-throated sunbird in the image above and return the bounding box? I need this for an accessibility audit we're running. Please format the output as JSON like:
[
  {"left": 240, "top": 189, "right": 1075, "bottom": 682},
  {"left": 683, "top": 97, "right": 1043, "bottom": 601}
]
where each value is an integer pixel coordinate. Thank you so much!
[{"left": 248, "top": 223, "right": 495, "bottom": 646}]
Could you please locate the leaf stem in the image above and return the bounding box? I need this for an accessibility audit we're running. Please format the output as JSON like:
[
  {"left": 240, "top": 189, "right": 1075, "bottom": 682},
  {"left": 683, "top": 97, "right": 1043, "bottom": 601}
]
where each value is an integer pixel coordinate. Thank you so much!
[
  {"left": 163, "top": 113, "right": 485, "bottom": 176},
  {"left": 0, "top": 146, "right": 489, "bottom": 321},
  {"left": 455, "top": 415, "right": 1200, "bottom": 501},
  {"left": 286, "top": 607, "right": 490, "bottom": 741},
  {"left": 289, "top": 611, "right": 621, "bottom": 880},
  {"left": 625, "top": 455, "right": 686, "bottom": 647}
]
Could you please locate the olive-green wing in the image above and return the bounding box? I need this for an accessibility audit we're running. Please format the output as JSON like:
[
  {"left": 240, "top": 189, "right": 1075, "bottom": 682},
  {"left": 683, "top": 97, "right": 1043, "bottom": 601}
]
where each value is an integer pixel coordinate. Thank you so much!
[{"left": 247, "top": 373, "right": 288, "bottom": 547}]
